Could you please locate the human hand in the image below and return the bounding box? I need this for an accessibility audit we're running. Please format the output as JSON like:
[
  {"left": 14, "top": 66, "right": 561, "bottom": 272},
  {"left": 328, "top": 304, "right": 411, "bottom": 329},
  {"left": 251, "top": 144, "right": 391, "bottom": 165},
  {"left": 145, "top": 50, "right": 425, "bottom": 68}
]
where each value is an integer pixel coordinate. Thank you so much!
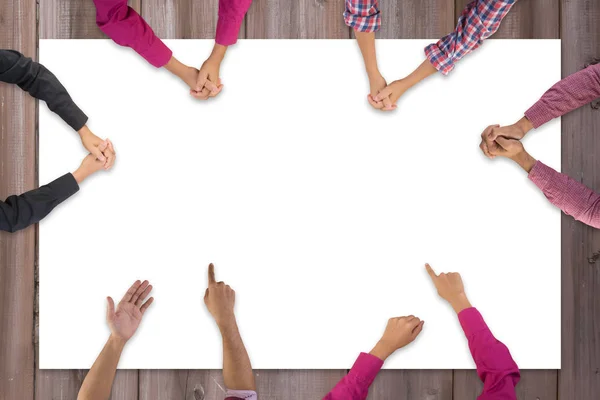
[
  {"left": 425, "top": 264, "right": 471, "bottom": 314},
  {"left": 491, "top": 136, "right": 537, "bottom": 172},
  {"left": 204, "top": 263, "right": 236, "bottom": 329},
  {"left": 370, "top": 79, "right": 409, "bottom": 111},
  {"left": 78, "top": 125, "right": 115, "bottom": 170},
  {"left": 366, "top": 72, "right": 387, "bottom": 107},
  {"left": 480, "top": 120, "right": 531, "bottom": 159},
  {"left": 106, "top": 280, "right": 154, "bottom": 343},
  {"left": 369, "top": 316, "right": 424, "bottom": 361},
  {"left": 193, "top": 45, "right": 226, "bottom": 100},
  {"left": 72, "top": 152, "right": 108, "bottom": 184}
]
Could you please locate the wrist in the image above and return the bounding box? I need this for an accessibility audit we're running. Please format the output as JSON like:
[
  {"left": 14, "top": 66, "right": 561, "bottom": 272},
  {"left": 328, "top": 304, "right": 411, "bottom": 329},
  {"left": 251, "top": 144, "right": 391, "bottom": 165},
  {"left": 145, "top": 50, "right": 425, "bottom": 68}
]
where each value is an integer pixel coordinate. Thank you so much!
[
  {"left": 77, "top": 125, "right": 90, "bottom": 138},
  {"left": 449, "top": 293, "right": 472, "bottom": 314},
  {"left": 108, "top": 334, "right": 127, "bottom": 350},
  {"left": 72, "top": 168, "right": 87, "bottom": 184},
  {"left": 515, "top": 116, "right": 534, "bottom": 136},
  {"left": 513, "top": 150, "right": 537, "bottom": 173},
  {"left": 210, "top": 44, "right": 227, "bottom": 62},
  {"left": 369, "top": 340, "right": 395, "bottom": 361},
  {"left": 216, "top": 314, "right": 237, "bottom": 331}
]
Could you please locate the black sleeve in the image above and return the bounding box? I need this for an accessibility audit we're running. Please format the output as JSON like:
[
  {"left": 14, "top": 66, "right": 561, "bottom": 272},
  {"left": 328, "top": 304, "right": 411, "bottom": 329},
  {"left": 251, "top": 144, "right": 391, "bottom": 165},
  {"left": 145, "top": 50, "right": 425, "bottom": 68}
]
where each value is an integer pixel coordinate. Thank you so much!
[
  {"left": 0, "top": 49, "right": 88, "bottom": 131},
  {"left": 0, "top": 173, "right": 80, "bottom": 233}
]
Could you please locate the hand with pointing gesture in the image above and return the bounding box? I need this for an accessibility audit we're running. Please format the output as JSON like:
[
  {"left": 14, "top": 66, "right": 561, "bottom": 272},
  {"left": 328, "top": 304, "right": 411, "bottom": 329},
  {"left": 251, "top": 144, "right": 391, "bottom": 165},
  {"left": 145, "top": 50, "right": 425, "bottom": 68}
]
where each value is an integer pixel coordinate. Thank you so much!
[
  {"left": 204, "top": 263, "right": 236, "bottom": 328},
  {"left": 425, "top": 264, "right": 472, "bottom": 314},
  {"left": 106, "top": 280, "right": 154, "bottom": 343}
]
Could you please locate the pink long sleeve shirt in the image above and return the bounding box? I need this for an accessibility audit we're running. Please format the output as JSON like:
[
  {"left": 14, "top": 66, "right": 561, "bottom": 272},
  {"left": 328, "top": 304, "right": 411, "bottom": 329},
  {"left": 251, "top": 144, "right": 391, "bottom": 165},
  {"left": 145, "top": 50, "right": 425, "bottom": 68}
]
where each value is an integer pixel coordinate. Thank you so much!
[
  {"left": 323, "top": 308, "right": 519, "bottom": 399},
  {"left": 93, "top": 0, "right": 252, "bottom": 68},
  {"left": 524, "top": 63, "right": 600, "bottom": 228}
]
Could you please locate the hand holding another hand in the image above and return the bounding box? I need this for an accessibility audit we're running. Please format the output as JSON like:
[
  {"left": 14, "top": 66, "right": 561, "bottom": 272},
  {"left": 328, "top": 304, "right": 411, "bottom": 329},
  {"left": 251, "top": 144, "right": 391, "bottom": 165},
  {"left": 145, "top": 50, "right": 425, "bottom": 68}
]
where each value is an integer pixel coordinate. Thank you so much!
[
  {"left": 78, "top": 125, "right": 115, "bottom": 169},
  {"left": 369, "top": 79, "right": 409, "bottom": 111}
]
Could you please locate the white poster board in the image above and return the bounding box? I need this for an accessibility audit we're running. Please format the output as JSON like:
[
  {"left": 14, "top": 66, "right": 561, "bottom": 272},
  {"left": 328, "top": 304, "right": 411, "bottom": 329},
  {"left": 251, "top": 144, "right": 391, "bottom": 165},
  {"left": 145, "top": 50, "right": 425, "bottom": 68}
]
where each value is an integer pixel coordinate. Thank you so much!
[{"left": 39, "top": 39, "right": 561, "bottom": 369}]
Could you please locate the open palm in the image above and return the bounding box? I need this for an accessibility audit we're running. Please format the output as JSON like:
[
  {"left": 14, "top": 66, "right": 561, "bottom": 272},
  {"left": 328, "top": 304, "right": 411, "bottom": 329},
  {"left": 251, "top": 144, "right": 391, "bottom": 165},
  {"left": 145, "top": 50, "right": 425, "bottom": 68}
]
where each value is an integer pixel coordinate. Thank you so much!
[{"left": 107, "top": 280, "right": 154, "bottom": 342}]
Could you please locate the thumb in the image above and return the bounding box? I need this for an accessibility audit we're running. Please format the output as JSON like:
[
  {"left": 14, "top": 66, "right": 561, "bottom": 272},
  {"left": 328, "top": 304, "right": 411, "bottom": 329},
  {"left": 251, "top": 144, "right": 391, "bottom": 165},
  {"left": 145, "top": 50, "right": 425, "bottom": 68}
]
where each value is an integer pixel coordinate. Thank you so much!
[
  {"left": 106, "top": 297, "right": 115, "bottom": 321},
  {"left": 374, "top": 87, "right": 392, "bottom": 102},
  {"left": 92, "top": 145, "right": 106, "bottom": 162},
  {"left": 486, "top": 124, "right": 501, "bottom": 140},
  {"left": 425, "top": 263, "right": 437, "bottom": 281},
  {"left": 495, "top": 136, "right": 512, "bottom": 150},
  {"left": 196, "top": 72, "right": 208, "bottom": 91},
  {"left": 412, "top": 320, "right": 425, "bottom": 338}
]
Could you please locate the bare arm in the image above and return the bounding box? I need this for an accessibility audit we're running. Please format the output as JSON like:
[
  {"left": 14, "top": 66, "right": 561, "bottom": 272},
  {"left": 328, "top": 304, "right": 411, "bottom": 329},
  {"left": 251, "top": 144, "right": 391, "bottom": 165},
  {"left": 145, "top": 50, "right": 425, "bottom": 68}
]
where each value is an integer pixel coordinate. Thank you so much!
[
  {"left": 78, "top": 337, "right": 125, "bottom": 400},
  {"left": 78, "top": 281, "right": 154, "bottom": 400},
  {"left": 220, "top": 317, "right": 256, "bottom": 390}
]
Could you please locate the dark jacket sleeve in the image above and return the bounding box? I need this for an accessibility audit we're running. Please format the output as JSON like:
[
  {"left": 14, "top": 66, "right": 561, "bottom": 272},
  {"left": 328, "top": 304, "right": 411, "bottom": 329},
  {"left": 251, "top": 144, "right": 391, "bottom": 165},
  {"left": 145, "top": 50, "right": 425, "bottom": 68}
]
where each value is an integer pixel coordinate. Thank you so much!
[
  {"left": 0, "top": 173, "right": 79, "bottom": 233},
  {"left": 0, "top": 49, "right": 88, "bottom": 131}
]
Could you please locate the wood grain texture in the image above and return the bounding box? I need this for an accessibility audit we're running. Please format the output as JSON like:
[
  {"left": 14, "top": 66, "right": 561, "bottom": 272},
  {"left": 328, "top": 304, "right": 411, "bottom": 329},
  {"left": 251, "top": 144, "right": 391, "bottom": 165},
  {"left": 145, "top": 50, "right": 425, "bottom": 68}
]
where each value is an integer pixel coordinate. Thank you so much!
[
  {"left": 246, "top": 0, "right": 350, "bottom": 39},
  {"left": 142, "top": 0, "right": 225, "bottom": 39},
  {"left": 0, "top": 1, "right": 38, "bottom": 400},
  {"left": 453, "top": 370, "right": 558, "bottom": 399},
  {"left": 378, "top": 0, "right": 454, "bottom": 39},
  {"left": 139, "top": 370, "right": 231, "bottom": 400},
  {"left": 40, "top": 0, "right": 142, "bottom": 39},
  {"left": 255, "top": 370, "right": 347, "bottom": 400},
  {"left": 455, "top": 0, "right": 559, "bottom": 39},
  {"left": 368, "top": 370, "right": 452, "bottom": 400},
  {"left": 560, "top": 0, "right": 600, "bottom": 399}
]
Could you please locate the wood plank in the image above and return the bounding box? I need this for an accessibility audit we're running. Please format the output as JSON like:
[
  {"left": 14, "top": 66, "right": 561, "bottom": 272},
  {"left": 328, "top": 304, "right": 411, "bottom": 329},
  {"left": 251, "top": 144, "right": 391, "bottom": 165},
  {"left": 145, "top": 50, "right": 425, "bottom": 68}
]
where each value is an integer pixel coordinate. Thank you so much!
[
  {"left": 368, "top": 370, "right": 452, "bottom": 399},
  {"left": 454, "top": 0, "right": 559, "bottom": 39},
  {"left": 40, "top": 0, "right": 141, "bottom": 39},
  {"left": 453, "top": 370, "right": 557, "bottom": 399},
  {"left": 139, "top": 370, "right": 231, "bottom": 400},
  {"left": 246, "top": 0, "right": 350, "bottom": 39},
  {"left": 378, "top": 0, "right": 454, "bottom": 39},
  {"left": 0, "top": 1, "right": 38, "bottom": 400},
  {"left": 255, "top": 370, "right": 346, "bottom": 400},
  {"left": 142, "top": 0, "right": 223, "bottom": 39},
  {"left": 559, "top": 0, "right": 600, "bottom": 398}
]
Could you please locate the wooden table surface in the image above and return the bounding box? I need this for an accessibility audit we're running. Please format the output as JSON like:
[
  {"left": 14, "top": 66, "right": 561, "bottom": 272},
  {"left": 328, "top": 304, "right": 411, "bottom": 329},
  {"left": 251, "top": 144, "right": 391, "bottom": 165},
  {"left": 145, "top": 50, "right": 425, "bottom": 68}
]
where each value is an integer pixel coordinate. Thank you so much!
[{"left": 0, "top": 0, "right": 598, "bottom": 399}]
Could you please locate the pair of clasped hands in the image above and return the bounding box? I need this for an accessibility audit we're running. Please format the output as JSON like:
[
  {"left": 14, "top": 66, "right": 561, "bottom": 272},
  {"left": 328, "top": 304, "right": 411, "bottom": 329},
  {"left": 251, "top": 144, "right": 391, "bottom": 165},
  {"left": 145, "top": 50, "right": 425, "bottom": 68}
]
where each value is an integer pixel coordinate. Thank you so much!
[
  {"left": 71, "top": 126, "right": 117, "bottom": 185},
  {"left": 478, "top": 117, "right": 538, "bottom": 171}
]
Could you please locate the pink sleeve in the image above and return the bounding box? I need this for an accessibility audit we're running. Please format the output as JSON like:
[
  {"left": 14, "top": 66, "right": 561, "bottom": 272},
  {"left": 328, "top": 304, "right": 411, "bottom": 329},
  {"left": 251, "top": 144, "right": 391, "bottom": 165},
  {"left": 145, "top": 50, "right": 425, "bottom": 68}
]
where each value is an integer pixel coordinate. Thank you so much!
[
  {"left": 529, "top": 161, "right": 600, "bottom": 228},
  {"left": 93, "top": 0, "right": 172, "bottom": 68},
  {"left": 216, "top": 0, "right": 253, "bottom": 46},
  {"left": 323, "top": 353, "right": 383, "bottom": 400},
  {"left": 525, "top": 63, "right": 600, "bottom": 128},
  {"left": 458, "top": 308, "right": 519, "bottom": 400}
]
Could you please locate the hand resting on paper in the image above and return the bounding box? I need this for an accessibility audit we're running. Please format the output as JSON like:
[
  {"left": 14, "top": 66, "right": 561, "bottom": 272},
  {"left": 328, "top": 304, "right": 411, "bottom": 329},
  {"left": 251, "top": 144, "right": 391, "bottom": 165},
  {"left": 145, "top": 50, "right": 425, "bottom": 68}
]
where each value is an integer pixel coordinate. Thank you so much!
[
  {"left": 193, "top": 44, "right": 227, "bottom": 100},
  {"left": 369, "top": 316, "right": 425, "bottom": 361}
]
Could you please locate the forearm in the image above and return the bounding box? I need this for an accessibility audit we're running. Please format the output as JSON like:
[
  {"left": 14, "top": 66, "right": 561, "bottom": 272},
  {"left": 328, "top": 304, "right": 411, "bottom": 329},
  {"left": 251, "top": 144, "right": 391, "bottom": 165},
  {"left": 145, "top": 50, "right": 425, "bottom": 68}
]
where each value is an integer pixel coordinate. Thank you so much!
[
  {"left": 524, "top": 64, "right": 600, "bottom": 128},
  {"left": 458, "top": 308, "right": 520, "bottom": 397},
  {"left": 355, "top": 32, "right": 379, "bottom": 78},
  {"left": 216, "top": 0, "right": 253, "bottom": 46},
  {"left": 0, "top": 173, "right": 79, "bottom": 233},
  {"left": 220, "top": 318, "right": 256, "bottom": 391},
  {"left": 511, "top": 150, "right": 537, "bottom": 173},
  {"left": 323, "top": 352, "right": 383, "bottom": 400},
  {"left": 528, "top": 161, "right": 600, "bottom": 228},
  {"left": 78, "top": 335, "right": 126, "bottom": 400},
  {"left": 399, "top": 59, "right": 438, "bottom": 91},
  {"left": 0, "top": 50, "right": 87, "bottom": 130}
]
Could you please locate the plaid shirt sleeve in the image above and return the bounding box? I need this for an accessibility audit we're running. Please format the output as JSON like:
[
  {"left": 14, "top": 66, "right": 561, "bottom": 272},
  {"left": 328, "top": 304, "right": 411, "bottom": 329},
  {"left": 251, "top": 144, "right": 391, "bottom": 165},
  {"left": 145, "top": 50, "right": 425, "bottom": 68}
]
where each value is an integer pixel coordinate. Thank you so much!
[
  {"left": 344, "top": 0, "right": 381, "bottom": 32},
  {"left": 425, "top": 0, "right": 516, "bottom": 75}
]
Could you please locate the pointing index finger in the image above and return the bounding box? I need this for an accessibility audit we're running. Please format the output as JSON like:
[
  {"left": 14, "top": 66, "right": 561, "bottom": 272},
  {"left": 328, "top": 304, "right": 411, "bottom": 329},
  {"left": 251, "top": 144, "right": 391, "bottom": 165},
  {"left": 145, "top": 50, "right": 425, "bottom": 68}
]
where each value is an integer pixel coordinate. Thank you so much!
[
  {"left": 425, "top": 263, "right": 437, "bottom": 280},
  {"left": 208, "top": 263, "right": 216, "bottom": 284}
]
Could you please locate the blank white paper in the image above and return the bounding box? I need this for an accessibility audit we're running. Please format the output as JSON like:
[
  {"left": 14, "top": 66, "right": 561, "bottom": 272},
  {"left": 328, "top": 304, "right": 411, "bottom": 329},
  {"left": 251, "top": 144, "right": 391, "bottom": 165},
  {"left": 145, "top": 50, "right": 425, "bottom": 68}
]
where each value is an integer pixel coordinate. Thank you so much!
[{"left": 39, "top": 39, "right": 561, "bottom": 369}]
